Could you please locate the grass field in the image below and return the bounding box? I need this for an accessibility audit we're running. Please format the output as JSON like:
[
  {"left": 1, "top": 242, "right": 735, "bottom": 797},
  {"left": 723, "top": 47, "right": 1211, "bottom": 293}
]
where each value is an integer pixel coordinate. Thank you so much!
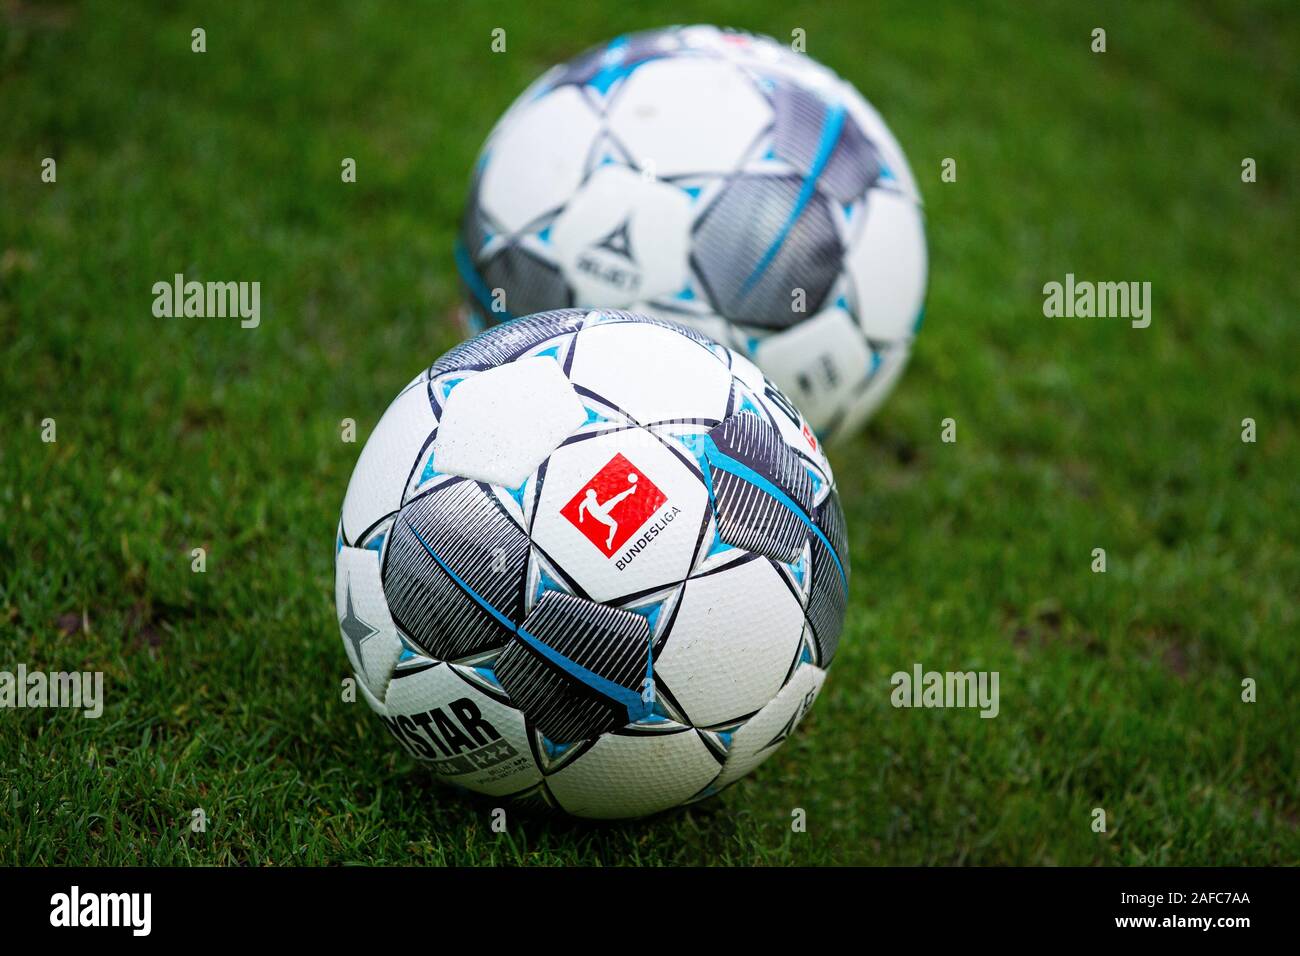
[{"left": 1, "top": 0, "right": 1297, "bottom": 865}]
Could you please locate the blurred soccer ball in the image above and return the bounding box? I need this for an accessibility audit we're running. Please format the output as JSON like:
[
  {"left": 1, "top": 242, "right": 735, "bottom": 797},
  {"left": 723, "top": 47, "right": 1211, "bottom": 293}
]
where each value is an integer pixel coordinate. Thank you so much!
[
  {"left": 459, "top": 25, "right": 927, "bottom": 442},
  {"left": 335, "top": 310, "right": 848, "bottom": 818}
]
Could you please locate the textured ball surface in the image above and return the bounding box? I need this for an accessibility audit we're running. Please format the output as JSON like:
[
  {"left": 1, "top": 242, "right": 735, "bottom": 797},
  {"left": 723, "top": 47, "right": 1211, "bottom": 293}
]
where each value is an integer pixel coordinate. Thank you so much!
[
  {"left": 459, "top": 25, "right": 927, "bottom": 442},
  {"left": 335, "top": 309, "right": 849, "bottom": 818}
]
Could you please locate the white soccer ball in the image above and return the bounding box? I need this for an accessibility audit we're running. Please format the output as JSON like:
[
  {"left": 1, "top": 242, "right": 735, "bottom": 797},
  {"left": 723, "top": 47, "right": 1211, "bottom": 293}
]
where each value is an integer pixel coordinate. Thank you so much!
[
  {"left": 459, "top": 25, "right": 927, "bottom": 443},
  {"left": 335, "top": 310, "right": 848, "bottom": 818}
]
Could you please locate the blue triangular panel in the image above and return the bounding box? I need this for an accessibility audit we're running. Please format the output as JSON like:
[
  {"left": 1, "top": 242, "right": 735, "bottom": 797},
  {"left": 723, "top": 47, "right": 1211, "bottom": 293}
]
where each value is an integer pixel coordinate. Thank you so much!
[
  {"left": 785, "top": 552, "right": 809, "bottom": 587},
  {"left": 542, "top": 736, "right": 572, "bottom": 759},
  {"left": 535, "top": 566, "right": 566, "bottom": 602},
  {"left": 418, "top": 449, "right": 438, "bottom": 484},
  {"left": 505, "top": 481, "right": 528, "bottom": 508}
]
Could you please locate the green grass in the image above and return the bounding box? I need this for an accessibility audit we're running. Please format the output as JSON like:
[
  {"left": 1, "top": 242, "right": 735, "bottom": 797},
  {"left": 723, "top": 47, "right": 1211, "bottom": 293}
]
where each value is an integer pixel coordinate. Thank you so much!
[{"left": 1, "top": 0, "right": 1297, "bottom": 865}]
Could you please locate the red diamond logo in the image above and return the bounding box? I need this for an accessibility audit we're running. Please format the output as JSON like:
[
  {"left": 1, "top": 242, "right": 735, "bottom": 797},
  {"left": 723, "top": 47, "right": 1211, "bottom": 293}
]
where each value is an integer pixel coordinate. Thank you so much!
[{"left": 560, "top": 453, "right": 668, "bottom": 557}]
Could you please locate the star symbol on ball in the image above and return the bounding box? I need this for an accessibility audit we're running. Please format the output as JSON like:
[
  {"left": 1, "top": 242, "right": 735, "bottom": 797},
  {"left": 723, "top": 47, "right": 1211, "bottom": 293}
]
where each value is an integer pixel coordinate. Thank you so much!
[{"left": 339, "top": 577, "right": 378, "bottom": 677}]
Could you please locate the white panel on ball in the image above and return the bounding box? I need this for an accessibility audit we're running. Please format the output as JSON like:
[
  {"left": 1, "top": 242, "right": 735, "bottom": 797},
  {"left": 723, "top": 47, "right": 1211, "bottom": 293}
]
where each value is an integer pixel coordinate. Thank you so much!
[
  {"left": 654, "top": 558, "right": 806, "bottom": 727},
  {"left": 606, "top": 58, "right": 772, "bottom": 177},
  {"left": 567, "top": 321, "right": 732, "bottom": 424},
  {"left": 836, "top": 344, "right": 912, "bottom": 440},
  {"left": 725, "top": 352, "right": 768, "bottom": 393},
  {"left": 846, "top": 188, "right": 928, "bottom": 342},
  {"left": 479, "top": 86, "right": 602, "bottom": 233},
  {"left": 335, "top": 545, "right": 406, "bottom": 702},
  {"left": 433, "top": 357, "right": 586, "bottom": 489},
  {"left": 714, "top": 662, "right": 826, "bottom": 789},
  {"left": 548, "top": 165, "right": 695, "bottom": 306},
  {"left": 341, "top": 383, "right": 437, "bottom": 544},
  {"left": 546, "top": 730, "right": 721, "bottom": 818},
  {"left": 753, "top": 306, "right": 874, "bottom": 435}
]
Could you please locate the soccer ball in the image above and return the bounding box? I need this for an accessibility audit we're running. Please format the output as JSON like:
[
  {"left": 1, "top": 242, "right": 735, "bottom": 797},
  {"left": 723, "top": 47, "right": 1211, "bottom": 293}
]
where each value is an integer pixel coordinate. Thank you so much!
[
  {"left": 335, "top": 309, "right": 848, "bottom": 818},
  {"left": 458, "top": 24, "right": 927, "bottom": 443}
]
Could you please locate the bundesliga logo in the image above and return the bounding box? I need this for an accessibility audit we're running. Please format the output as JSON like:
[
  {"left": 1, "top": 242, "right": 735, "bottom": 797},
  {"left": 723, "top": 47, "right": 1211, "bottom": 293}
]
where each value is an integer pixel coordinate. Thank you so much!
[{"left": 560, "top": 453, "right": 667, "bottom": 558}]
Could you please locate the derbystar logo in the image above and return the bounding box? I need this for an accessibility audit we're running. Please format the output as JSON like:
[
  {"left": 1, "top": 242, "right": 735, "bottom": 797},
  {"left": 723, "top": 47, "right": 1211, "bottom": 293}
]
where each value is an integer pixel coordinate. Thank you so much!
[{"left": 560, "top": 453, "right": 667, "bottom": 557}]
